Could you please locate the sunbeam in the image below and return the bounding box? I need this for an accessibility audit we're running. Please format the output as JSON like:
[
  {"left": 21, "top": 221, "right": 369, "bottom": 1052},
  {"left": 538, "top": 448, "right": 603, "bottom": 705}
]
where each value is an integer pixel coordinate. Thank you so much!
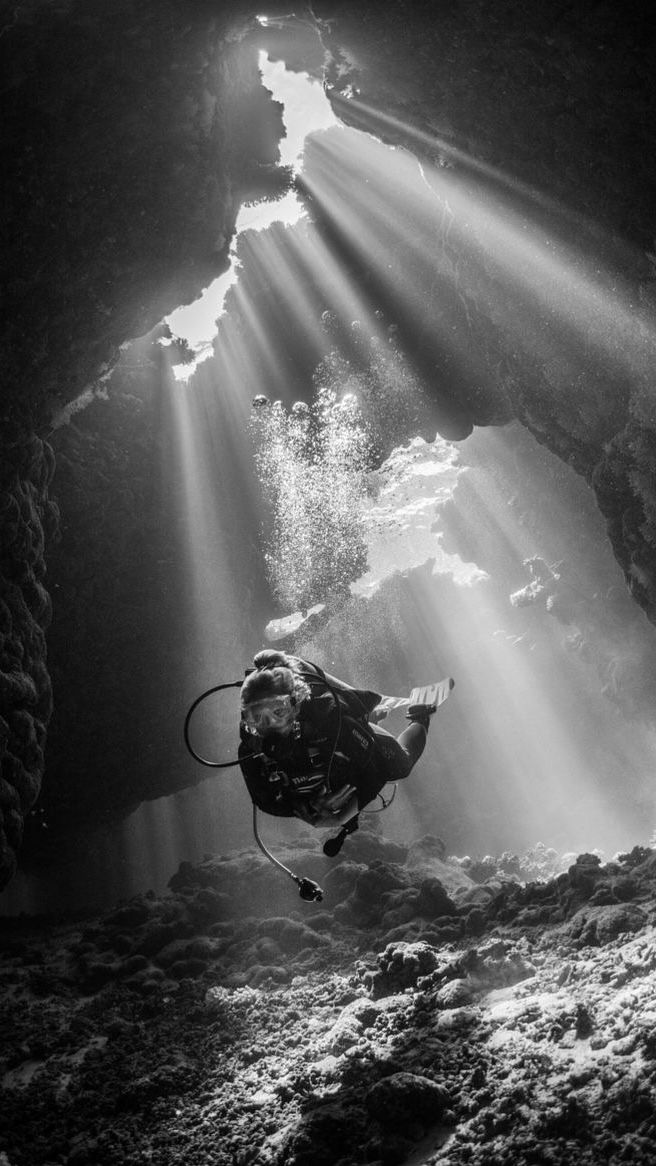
[
  {"left": 117, "top": 56, "right": 656, "bottom": 895},
  {"left": 165, "top": 52, "right": 338, "bottom": 375},
  {"left": 299, "top": 123, "right": 655, "bottom": 416},
  {"left": 10, "top": 29, "right": 655, "bottom": 924},
  {"left": 172, "top": 73, "right": 656, "bottom": 863}
]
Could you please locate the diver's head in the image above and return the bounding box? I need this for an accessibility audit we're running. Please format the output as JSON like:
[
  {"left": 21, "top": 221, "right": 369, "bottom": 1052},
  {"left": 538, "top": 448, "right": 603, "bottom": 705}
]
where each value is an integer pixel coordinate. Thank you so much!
[
  {"left": 240, "top": 655, "right": 308, "bottom": 737},
  {"left": 241, "top": 691, "right": 297, "bottom": 737}
]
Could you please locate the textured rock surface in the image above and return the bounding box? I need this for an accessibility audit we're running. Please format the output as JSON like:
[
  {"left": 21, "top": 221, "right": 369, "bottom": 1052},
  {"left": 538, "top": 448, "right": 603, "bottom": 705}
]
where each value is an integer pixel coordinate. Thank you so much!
[
  {"left": 0, "top": 434, "right": 58, "bottom": 887},
  {"left": 3, "top": 833, "right": 656, "bottom": 1163}
]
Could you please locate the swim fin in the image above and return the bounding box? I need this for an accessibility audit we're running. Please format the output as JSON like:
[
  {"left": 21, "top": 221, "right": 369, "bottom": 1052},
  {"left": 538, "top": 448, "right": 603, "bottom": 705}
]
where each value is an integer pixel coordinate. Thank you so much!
[
  {"left": 408, "top": 678, "right": 454, "bottom": 709},
  {"left": 374, "top": 677, "right": 455, "bottom": 718}
]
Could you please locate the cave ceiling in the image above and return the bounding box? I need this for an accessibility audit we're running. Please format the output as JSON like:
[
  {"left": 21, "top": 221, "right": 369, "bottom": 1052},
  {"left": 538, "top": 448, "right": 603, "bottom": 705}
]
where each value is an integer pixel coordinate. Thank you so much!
[{"left": 1, "top": 0, "right": 655, "bottom": 891}]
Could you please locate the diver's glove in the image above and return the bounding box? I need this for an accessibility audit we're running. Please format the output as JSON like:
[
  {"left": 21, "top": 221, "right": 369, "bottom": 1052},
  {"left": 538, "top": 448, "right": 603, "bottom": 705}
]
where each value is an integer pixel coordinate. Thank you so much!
[
  {"left": 294, "top": 784, "right": 358, "bottom": 828},
  {"left": 317, "top": 783, "right": 357, "bottom": 814}
]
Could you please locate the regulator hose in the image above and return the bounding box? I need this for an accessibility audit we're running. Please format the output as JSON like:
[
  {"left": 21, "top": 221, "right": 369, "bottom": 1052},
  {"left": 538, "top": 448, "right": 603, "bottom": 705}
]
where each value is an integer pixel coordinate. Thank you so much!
[
  {"left": 252, "top": 805, "right": 323, "bottom": 902},
  {"left": 183, "top": 681, "right": 243, "bottom": 768}
]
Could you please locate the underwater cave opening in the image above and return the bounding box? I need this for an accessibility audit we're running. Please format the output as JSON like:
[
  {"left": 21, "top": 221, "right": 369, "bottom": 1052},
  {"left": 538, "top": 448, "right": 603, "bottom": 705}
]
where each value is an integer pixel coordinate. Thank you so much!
[
  {"left": 4, "top": 16, "right": 656, "bottom": 917},
  {"left": 165, "top": 48, "right": 338, "bottom": 377}
]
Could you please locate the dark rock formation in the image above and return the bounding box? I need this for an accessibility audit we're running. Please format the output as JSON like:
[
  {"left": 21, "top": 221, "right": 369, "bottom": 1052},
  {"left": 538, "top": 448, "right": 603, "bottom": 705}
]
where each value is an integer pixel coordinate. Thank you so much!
[
  {"left": 2, "top": 0, "right": 656, "bottom": 886},
  {"left": 2, "top": 0, "right": 285, "bottom": 417},
  {"left": 1, "top": 0, "right": 287, "bottom": 884},
  {"left": 0, "top": 433, "right": 58, "bottom": 888},
  {"left": 3, "top": 833, "right": 656, "bottom": 1164}
]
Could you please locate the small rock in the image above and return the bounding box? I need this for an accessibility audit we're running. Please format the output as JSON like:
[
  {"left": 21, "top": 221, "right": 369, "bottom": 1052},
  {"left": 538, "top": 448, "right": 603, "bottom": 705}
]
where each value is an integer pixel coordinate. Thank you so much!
[
  {"left": 366, "top": 1071, "right": 450, "bottom": 1127},
  {"left": 435, "top": 978, "right": 474, "bottom": 1009},
  {"left": 365, "top": 941, "right": 442, "bottom": 998}
]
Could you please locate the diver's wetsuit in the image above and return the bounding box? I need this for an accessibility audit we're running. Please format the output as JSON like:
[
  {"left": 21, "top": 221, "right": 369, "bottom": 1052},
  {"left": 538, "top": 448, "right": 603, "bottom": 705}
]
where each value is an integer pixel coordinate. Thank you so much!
[{"left": 238, "top": 660, "right": 428, "bottom": 822}]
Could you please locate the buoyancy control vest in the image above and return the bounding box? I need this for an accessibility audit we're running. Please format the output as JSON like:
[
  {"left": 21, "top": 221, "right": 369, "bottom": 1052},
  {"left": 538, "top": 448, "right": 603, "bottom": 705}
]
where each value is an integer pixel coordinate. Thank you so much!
[{"left": 238, "top": 660, "right": 381, "bottom": 818}]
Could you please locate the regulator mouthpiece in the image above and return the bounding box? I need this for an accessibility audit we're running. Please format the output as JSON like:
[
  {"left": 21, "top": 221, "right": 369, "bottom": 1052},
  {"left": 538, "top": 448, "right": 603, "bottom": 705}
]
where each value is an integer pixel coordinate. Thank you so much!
[
  {"left": 323, "top": 813, "right": 360, "bottom": 858},
  {"left": 298, "top": 877, "right": 323, "bottom": 902}
]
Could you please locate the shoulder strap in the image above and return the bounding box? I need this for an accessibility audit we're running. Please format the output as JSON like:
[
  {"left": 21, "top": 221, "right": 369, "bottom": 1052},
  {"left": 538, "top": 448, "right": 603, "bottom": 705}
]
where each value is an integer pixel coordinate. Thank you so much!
[{"left": 299, "top": 659, "right": 377, "bottom": 721}]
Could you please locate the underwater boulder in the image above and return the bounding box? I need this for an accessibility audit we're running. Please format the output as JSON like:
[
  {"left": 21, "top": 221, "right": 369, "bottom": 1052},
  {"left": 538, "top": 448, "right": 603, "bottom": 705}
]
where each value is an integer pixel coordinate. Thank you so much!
[
  {"left": 366, "top": 1071, "right": 450, "bottom": 1127},
  {"left": 365, "top": 940, "right": 442, "bottom": 999}
]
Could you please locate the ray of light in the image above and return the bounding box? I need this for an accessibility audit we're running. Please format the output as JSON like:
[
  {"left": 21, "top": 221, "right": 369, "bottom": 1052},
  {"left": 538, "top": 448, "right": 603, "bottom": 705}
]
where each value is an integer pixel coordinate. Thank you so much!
[
  {"left": 228, "top": 218, "right": 405, "bottom": 384},
  {"left": 297, "top": 420, "right": 656, "bottom": 857},
  {"left": 331, "top": 93, "right": 642, "bottom": 249},
  {"left": 159, "top": 343, "right": 262, "bottom": 681},
  {"left": 229, "top": 228, "right": 331, "bottom": 377},
  {"left": 286, "top": 224, "right": 380, "bottom": 331},
  {"left": 383, "top": 426, "right": 656, "bottom": 855},
  {"left": 134, "top": 69, "right": 656, "bottom": 892},
  {"left": 297, "top": 135, "right": 492, "bottom": 402},
  {"left": 325, "top": 103, "right": 655, "bottom": 374},
  {"left": 301, "top": 133, "right": 437, "bottom": 275},
  {"left": 165, "top": 51, "right": 338, "bottom": 371},
  {"left": 394, "top": 565, "right": 651, "bottom": 856},
  {"left": 221, "top": 258, "right": 292, "bottom": 400}
]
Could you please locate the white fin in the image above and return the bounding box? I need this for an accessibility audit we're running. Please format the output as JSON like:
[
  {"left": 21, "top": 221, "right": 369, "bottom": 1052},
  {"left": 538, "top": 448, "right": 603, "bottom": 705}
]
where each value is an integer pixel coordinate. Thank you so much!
[{"left": 374, "top": 677, "right": 454, "bottom": 714}]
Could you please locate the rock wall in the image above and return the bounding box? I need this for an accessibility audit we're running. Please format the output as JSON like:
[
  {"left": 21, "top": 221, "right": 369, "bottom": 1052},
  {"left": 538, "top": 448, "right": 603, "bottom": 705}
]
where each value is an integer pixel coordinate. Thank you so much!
[
  {"left": 2, "top": 0, "right": 282, "bottom": 418},
  {"left": 41, "top": 343, "right": 179, "bottom": 839},
  {"left": 35, "top": 337, "right": 269, "bottom": 854},
  {"left": 0, "top": 0, "right": 289, "bottom": 886},
  {"left": 0, "top": 434, "right": 58, "bottom": 888}
]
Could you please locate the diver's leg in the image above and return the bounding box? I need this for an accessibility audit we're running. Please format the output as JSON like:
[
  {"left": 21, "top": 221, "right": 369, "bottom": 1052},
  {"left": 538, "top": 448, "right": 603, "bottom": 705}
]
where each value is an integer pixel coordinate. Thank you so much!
[
  {"left": 395, "top": 721, "right": 428, "bottom": 768},
  {"left": 369, "top": 723, "right": 427, "bottom": 781},
  {"left": 352, "top": 722, "right": 430, "bottom": 813}
]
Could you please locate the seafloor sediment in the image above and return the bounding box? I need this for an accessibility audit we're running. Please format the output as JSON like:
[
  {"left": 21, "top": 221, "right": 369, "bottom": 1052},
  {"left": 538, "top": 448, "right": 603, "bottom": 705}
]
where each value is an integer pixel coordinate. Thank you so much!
[{"left": 2, "top": 831, "right": 655, "bottom": 1165}]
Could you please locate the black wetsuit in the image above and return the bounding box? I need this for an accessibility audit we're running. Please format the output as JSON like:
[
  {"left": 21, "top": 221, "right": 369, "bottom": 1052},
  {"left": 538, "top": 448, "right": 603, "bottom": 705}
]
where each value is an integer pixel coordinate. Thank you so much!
[{"left": 238, "top": 661, "right": 428, "bottom": 822}]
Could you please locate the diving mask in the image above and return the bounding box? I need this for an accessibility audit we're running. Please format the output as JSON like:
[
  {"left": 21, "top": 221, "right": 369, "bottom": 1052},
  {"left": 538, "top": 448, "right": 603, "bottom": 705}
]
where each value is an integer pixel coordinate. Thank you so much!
[{"left": 241, "top": 693, "right": 297, "bottom": 734}]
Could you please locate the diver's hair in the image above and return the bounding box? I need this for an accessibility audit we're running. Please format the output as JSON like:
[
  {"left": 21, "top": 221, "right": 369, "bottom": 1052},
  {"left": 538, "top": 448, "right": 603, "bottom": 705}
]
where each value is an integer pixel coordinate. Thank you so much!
[
  {"left": 240, "top": 650, "right": 311, "bottom": 706},
  {"left": 253, "top": 649, "right": 291, "bottom": 670}
]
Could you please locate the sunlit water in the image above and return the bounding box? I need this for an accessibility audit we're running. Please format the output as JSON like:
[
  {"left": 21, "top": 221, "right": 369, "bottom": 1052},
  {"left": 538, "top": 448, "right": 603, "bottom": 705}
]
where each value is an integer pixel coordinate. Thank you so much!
[
  {"left": 6, "top": 416, "right": 656, "bottom": 916},
  {"left": 4, "top": 46, "right": 656, "bottom": 916},
  {"left": 166, "top": 54, "right": 338, "bottom": 373}
]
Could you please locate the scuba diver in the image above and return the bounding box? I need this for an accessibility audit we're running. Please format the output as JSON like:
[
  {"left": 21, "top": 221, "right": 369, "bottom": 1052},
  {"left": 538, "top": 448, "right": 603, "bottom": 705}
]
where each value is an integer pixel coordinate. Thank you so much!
[
  {"left": 184, "top": 648, "right": 453, "bottom": 899},
  {"left": 238, "top": 649, "right": 443, "bottom": 857}
]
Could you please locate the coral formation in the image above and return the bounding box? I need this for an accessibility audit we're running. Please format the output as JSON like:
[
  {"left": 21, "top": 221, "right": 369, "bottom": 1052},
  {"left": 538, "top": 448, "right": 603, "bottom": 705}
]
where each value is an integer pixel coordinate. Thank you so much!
[{"left": 3, "top": 832, "right": 656, "bottom": 1163}]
